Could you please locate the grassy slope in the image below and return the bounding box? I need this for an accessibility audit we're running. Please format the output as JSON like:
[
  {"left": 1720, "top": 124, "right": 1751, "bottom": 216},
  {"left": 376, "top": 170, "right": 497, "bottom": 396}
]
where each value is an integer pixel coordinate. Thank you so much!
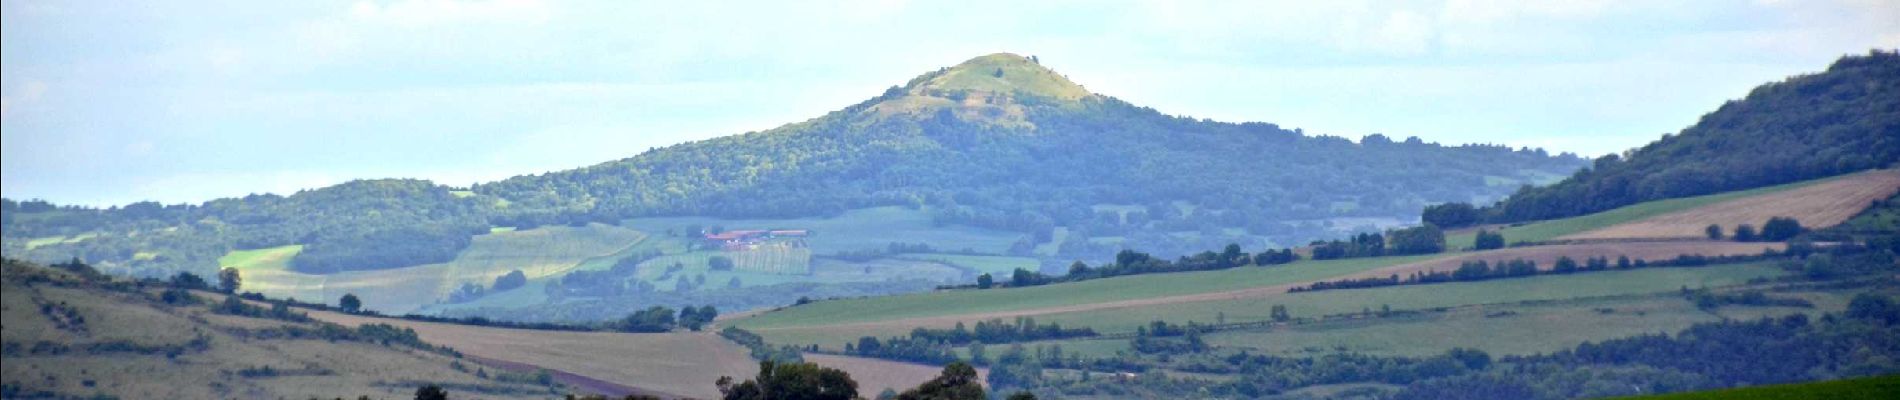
[
  {"left": 893, "top": 253, "right": 1040, "bottom": 276},
  {"left": 232, "top": 224, "right": 646, "bottom": 314},
  {"left": 218, "top": 244, "right": 304, "bottom": 271},
  {"left": 1446, "top": 172, "right": 1852, "bottom": 248},
  {"left": 755, "top": 262, "right": 1788, "bottom": 349},
  {"left": 734, "top": 254, "right": 1441, "bottom": 330},
  {"left": 0, "top": 264, "right": 548, "bottom": 399},
  {"left": 1613, "top": 374, "right": 1900, "bottom": 400}
]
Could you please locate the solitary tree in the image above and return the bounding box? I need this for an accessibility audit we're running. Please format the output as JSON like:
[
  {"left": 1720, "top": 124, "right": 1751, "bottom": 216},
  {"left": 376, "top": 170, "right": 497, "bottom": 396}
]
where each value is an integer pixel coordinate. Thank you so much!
[
  {"left": 1733, "top": 224, "right": 1759, "bottom": 242},
  {"left": 339, "top": 293, "right": 363, "bottom": 313},
  {"left": 1270, "top": 304, "right": 1291, "bottom": 322},
  {"left": 218, "top": 267, "right": 242, "bottom": 294},
  {"left": 1705, "top": 224, "right": 1725, "bottom": 240},
  {"left": 1473, "top": 229, "right": 1506, "bottom": 251},
  {"left": 414, "top": 384, "right": 448, "bottom": 400},
  {"left": 977, "top": 273, "right": 994, "bottom": 289}
]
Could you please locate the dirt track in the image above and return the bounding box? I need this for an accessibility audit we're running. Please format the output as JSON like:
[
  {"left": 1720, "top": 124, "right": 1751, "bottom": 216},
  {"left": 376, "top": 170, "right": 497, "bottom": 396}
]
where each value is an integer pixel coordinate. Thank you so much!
[
  {"left": 755, "top": 241, "right": 1783, "bottom": 336},
  {"left": 1563, "top": 169, "right": 1900, "bottom": 240}
]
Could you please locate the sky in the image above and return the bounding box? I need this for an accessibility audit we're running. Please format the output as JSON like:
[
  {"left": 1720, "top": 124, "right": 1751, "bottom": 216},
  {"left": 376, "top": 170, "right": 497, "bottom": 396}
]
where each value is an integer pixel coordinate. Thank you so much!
[{"left": 3, "top": 0, "right": 1897, "bottom": 207}]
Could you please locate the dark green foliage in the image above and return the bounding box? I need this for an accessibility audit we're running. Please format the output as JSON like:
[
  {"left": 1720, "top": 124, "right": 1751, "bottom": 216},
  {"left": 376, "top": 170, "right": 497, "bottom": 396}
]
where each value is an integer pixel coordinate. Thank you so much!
[
  {"left": 1004, "top": 391, "right": 1037, "bottom": 400},
  {"left": 1474, "top": 229, "right": 1506, "bottom": 250},
  {"left": 903, "top": 317, "right": 1096, "bottom": 346},
  {"left": 1846, "top": 293, "right": 1900, "bottom": 326},
  {"left": 492, "top": 269, "right": 527, "bottom": 291},
  {"left": 895, "top": 362, "right": 985, "bottom": 400},
  {"left": 619, "top": 306, "right": 675, "bottom": 332},
  {"left": 1762, "top": 217, "right": 1804, "bottom": 241},
  {"left": 1422, "top": 202, "right": 1481, "bottom": 228},
  {"left": 679, "top": 305, "right": 718, "bottom": 331},
  {"left": 1734, "top": 224, "right": 1759, "bottom": 242},
  {"left": 1481, "top": 50, "right": 1900, "bottom": 224},
  {"left": 170, "top": 271, "right": 208, "bottom": 290},
  {"left": 976, "top": 273, "right": 993, "bottom": 289},
  {"left": 338, "top": 293, "right": 362, "bottom": 313},
  {"left": 1706, "top": 224, "right": 1725, "bottom": 240},
  {"left": 414, "top": 384, "right": 448, "bottom": 400},
  {"left": 709, "top": 256, "right": 735, "bottom": 271},
  {"left": 1553, "top": 256, "right": 1579, "bottom": 274},
  {"left": 1387, "top": 225, "right": 1445, "bottom": 255},
  {"left": 721, "top": 326, "right": 804, "bottom": 363},
  {"left": 217, "top": 267, "right": 240, "bottom": 293},
  {"left": 1311, "top": 232, "right": 1385, "bottom": 260},
  {"left": 716, "top": 361, "right": 858, "bottom": 400}
]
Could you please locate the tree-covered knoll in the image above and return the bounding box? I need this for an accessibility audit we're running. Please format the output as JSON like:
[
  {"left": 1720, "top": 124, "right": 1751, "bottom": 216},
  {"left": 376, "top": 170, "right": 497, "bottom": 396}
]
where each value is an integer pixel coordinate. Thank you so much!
[
  {"left": 1451, "top": 50, "right": 1900, "bottom": 226},
  {"left": 2, "top": 53, "right": 1581, "bottom": 277}
]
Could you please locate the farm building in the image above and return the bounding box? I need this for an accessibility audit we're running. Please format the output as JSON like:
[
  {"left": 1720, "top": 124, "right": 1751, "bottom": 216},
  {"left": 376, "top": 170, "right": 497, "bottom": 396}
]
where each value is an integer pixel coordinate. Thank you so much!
[{"left": 703, "top": 229, "right": 811, "bottom": 251}]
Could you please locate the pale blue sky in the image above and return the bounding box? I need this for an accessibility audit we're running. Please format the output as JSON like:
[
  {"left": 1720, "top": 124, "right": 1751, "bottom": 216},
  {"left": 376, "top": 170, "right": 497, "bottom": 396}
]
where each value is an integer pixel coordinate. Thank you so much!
[{"left": 3, "top": 0, "right": 1896, "bottom": 206}]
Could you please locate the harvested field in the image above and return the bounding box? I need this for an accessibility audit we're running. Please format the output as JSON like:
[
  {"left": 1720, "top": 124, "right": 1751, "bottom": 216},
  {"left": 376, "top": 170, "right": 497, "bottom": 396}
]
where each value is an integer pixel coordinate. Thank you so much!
[
  {"left": 305, "top": 311, "right": 754, "bottom": 399},
  {"left": 1564, "top": 169, "right": 1900, "bottom": 240},
  {"left": 802, "top": 353, "right": 988, "bottom": 395},
  {"left": 1355, "top": 241, "right": 1785, "bottom": 279},
  {"left": 302, "top": 309, "right": 966, "bottom": 398}
]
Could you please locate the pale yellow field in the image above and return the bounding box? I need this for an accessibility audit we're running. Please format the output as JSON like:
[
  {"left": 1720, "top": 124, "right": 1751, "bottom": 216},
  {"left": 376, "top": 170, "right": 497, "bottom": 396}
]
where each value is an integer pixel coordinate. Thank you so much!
[{"left": 1563, "top": 169, "right": 1900, "bottom": 240}]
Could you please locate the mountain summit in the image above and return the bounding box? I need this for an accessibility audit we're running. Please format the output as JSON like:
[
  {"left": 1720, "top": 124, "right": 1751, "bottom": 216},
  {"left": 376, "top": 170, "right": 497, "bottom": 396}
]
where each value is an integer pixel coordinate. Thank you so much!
[
  {"left": 866, "top": 53, "right": 1093, "bottom": 127},
  {"left": 3, "top": 52, "right": 1587, "bottom": 275},
  {"left": 907, "top": 53, "right": 1092, "bottom": 100}
]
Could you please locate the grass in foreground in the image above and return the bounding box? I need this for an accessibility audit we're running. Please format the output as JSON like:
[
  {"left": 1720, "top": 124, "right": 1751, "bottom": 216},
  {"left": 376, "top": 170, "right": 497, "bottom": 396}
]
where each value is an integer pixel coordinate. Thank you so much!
[{"left": 1613, "top": 374, "right": 1900, "bottom": 400}]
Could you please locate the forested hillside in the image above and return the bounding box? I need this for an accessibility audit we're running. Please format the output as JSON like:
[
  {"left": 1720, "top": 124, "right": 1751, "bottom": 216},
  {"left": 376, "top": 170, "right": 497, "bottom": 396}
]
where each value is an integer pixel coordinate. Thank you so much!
[
  {"left": 1455, "top": 50, "right": 1900, "bottom": 225},
  {"left": 473, "top": 53, "right": 1582, "bottom": 251},
  {"left": 1, "top": 53, "right": 1583, "bottom": 277}
]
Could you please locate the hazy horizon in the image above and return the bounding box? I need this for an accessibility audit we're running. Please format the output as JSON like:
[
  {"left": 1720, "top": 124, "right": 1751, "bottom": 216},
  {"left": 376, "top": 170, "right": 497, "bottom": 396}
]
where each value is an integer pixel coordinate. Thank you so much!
[{"left": 5, "top": 0, "right": 1897, "bottom": 207}]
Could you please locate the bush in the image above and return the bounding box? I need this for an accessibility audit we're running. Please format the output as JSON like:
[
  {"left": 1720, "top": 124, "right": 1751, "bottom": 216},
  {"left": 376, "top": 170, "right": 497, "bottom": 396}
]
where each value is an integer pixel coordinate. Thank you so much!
[
  {"left": 1705, "top": 224, "right": 1724, "bottom": 240},
  {"left": 492, "top": 269, "right": 528, "bottom": 291},
  {"left": 1762, "top": 217, "right": 1803, "bottom": 241},
  {"left": 1422, "top": 202, "right": 1481, "bottom": 228},
  {"left": 1474, "top": 229, "right": 1505, "bottom": 251},
  {"left": 1733, "top": 224, "right": 1758, "bottom": 242}
]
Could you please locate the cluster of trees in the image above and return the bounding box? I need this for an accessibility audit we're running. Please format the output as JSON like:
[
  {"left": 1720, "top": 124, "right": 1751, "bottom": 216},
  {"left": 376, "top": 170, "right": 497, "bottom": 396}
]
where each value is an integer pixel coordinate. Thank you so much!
[
  {"left": 1291, "top": 251, "right": 1770, "bottom": 293},
  {"left": 964, "top": 244, "right": 1302, "bottom": 291},
  {"left": 1443, "top": 50, "right": 1898, "bottom": 226},
  {"left": 714, "top": 360, "right": 1021, "bottom": 400},
  {"left": 1310, "top": 225, "right": 1445, "bottom": 260},
  {"left": 847, "top": 335, "right": 960, "bottom": 365},
  {"left": 610, "top": 304, "right": 717, "bottom": 332},
  {"left": 720, "top": 327, "right": 804, "bottom": 363},
  {"left": 905, "top": 317, "right": 1097, "bottom": 346},
  {"left": 1473, "top": 229, "right": 1506, "bottom": 250},
  {"left": 1706, "top": 217, "right": 1805, "bottom": 242},
  {"left": 3, "top": 179, "right": 495, "bottom": 278},
  {"left": 678, "top": 305, "right": 719, "bottom": 331},
  {"left": 1013, "top": 296, "right": 1900, "bottom": 399}
]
